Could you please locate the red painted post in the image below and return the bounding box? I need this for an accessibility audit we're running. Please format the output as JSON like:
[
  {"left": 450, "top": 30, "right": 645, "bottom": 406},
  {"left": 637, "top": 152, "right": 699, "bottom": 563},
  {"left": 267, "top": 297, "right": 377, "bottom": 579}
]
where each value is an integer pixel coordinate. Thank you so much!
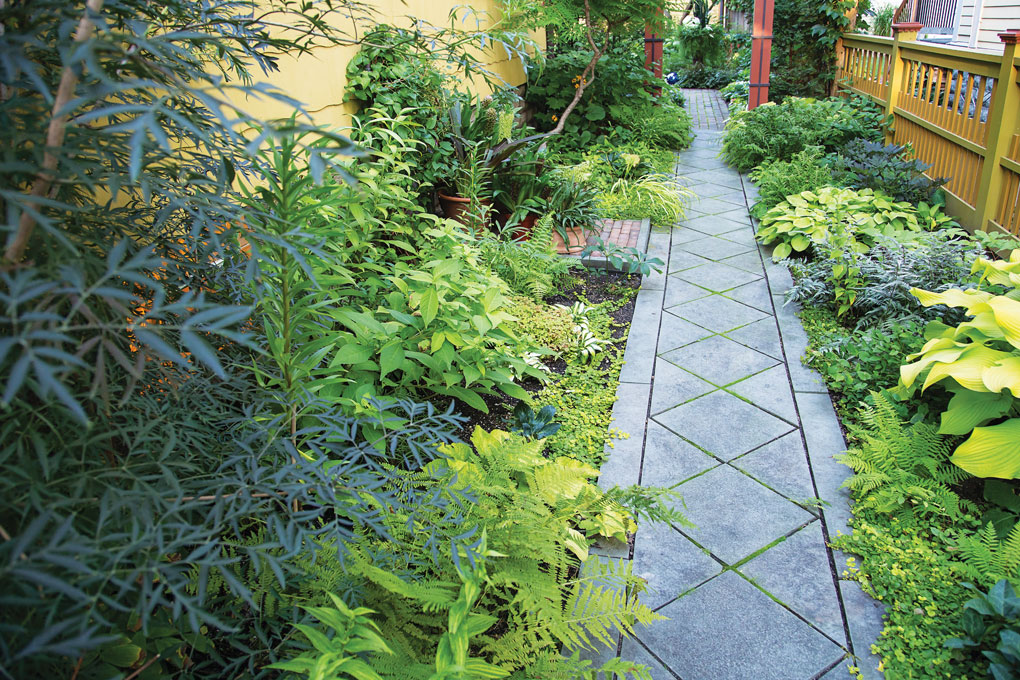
[
  {"left": 748, "top": 0, "right": 775, "bottom": 109},
  {"left": 645, "top": 8, "right": 664, "bottom": 97}
]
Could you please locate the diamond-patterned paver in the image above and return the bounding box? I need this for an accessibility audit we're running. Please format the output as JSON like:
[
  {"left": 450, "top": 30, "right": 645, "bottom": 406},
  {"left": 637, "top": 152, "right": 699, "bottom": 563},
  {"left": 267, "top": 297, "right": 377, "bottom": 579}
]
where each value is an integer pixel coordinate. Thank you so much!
[
  {"left": 725, "top": 279, "right": 773, "bottom": 312},
  {"left": 658, "top": 311, "right": 713, "bottom": 352},
  {"left": 681, "top": 235, "right": 753, "bottom": 261},
  {"left": 670, "top": 294, "right": 769, "bottom": 333},
  {"left": 741, "top": 522, "right": 846, "bottom": 640},
  {"left": 632, "top": 520, "right": 720, "bottom": 607},
  {"left": 641, "top": 421, "right": 718, "bottom": 486},
  {"left": 676, "top": 260, "right": 762, "bottom": 293},
  {"left": 646, "top": 571, "right": 843, "bottom": 680},
  {"left": 668, "top": 248, "right": 708, "bottom": 272},
  {"left": 654, "top": 390, "right": 794, "bottom": 459},
  {"left": 732, "top": 432, "right": 816, "bottom": 503},
  {"left": 720, "top": 250, "right": 765, "bottom": 273},
  {"left": 691, "top": 196, "right": 747, "bottom": 215},
  {"left": 660, "top": 334, "right": 778, "bottom": 387},
  {"left": 728, "top": 365, "right": 798, "bottom": 422},
  {"left": 663, "top": 276, "right": 712, "bottom": 309},
  {"left": 651, "top": 359, "right": 715, "bottom": 414},
  {"left": 726, "top": 317, "right": 784, "bottom": 360},
  {"left": 686, "top": 213, "right": 751, "bottom": 236}
]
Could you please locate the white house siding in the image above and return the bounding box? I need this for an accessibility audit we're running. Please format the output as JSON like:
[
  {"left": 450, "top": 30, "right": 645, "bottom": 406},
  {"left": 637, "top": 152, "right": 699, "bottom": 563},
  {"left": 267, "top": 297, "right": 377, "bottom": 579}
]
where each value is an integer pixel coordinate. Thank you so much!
[
  {"left": 955, "top": 0, "right": 977, "bottom": 44},
  {"left": 973, "top": 0, "right": 1020, "bottom": 51}
]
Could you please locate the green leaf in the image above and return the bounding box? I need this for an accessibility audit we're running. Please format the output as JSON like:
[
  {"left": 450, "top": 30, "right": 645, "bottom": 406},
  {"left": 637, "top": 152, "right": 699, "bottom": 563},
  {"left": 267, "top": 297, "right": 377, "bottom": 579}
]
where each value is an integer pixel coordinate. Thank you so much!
[
  {"left": 951, "top": 419, "right": 1020, "bottom": 478},
  {"left": 585, "top": 104, "right": 606, "bottom": 121},
  {"left": 379, "top": 341, "right": 405, "bottom": 379},
  {"left": 938, "top": 390, "right": 1014, "bottom": 435},
  {"left": 420, "top": 288, "right": 439, "bottom": 326},
  {"left": 335, "top": 343, "right": 374, "bottom": 365},
  {"left": 100, "top": 644, "right": 143, "bottom": 668}
]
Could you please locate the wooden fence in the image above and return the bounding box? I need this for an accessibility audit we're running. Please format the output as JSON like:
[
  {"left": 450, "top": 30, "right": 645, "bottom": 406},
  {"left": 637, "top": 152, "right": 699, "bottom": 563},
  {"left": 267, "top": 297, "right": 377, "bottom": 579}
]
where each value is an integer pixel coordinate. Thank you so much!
[{"left": 835, "top": 25, "right": 1020, "bottom": 235}]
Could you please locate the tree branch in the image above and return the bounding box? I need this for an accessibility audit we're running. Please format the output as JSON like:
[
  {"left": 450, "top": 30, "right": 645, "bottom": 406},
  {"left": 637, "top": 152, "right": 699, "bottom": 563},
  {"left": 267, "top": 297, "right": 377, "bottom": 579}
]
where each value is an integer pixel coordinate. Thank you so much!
[{"left": 4, "top": 0, "right": 104, "bottom": 264}]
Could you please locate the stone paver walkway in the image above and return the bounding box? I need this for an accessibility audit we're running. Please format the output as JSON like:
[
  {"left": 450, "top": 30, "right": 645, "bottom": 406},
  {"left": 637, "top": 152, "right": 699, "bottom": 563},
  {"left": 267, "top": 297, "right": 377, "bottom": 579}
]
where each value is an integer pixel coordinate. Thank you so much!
[
  {"left": 681, "top": 88, "right": 729, "bottom": 129},
  {"left": 592, "top": 91, "right": 885, "bottom": 679}
]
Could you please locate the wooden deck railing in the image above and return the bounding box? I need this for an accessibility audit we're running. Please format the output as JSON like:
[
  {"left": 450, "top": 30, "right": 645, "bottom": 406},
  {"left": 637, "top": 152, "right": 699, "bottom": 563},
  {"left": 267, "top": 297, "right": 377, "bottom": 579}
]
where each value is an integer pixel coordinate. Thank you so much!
[{"left": 836, "top": 25, "right": 1020, "bottom": 235}]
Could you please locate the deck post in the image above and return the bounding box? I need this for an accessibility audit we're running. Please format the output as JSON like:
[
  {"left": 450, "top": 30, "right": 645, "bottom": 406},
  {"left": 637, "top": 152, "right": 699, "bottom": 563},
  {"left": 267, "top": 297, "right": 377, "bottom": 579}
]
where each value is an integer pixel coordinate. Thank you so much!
[
  {"left": 975, "top": 30, "right": 1020, "bottom": 231},
  {"left": 884, "top": 22, "right": 921, "bottom": 143}
]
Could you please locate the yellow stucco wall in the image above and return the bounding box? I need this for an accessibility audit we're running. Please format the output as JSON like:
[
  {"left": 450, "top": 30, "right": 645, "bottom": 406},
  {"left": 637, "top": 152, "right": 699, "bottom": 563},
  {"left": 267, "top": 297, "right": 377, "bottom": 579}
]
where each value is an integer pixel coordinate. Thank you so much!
[{"left": 240, "top": 0, "right": 539, "bottom": 130}]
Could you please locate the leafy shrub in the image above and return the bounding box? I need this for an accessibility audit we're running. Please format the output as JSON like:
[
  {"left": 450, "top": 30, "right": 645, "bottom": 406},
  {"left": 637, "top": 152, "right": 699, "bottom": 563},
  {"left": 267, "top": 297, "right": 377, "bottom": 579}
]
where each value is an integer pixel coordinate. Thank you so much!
[
  {"left": 946, "top": 580, "right": 1020, "bottom": 678},
  {"left": 829, "top": 139, "right": 949, "bottom": 206},
  {"left": 479, "top": 216, "right": 575, "bottom": 301},
  {"left": 504, "top": 296, "right": 577, "bottom": 355},
  {"left": 788, "top": 232, "right": 980, "bottom": 327},
  {"left": 609, "top": 101, "right": 694, "bottom": 150},
  {"left": 801, "top": 309, "right": 928, "bottom": 414},
  {"left": 757, "top": 187, "right": 940, "bottom": 261},
  {"left": 547, "top": 172, "right": 602, "bottom": 240},
  {"left": 898, "top": 251, "right": 1020, "bottom": 479},
  {"left": 749, "top": 147, "right": 834, "bottom": 217},
  {"left": 597, "top": 174, "right": 691, "bottom": 225},
  {"left": 721, "top": 95, "right": 885, "bottom": 172}
]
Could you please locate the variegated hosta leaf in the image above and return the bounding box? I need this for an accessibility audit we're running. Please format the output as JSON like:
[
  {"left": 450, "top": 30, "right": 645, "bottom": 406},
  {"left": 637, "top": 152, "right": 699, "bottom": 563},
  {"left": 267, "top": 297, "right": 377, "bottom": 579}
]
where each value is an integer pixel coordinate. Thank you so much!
[{"left": 951, "top": 419, "right": 1020, "bottom": 479}]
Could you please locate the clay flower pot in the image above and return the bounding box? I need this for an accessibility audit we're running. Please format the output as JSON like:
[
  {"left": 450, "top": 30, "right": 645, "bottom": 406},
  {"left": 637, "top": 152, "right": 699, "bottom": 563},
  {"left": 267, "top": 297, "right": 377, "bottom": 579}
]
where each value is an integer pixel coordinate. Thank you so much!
[{"left": 438, "top": 192, "right": 491, "bottom": 226}]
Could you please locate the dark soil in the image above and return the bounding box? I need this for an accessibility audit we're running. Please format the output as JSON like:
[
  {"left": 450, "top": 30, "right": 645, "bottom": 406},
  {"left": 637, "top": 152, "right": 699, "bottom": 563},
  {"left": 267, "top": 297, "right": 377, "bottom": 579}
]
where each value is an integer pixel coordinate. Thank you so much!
[{"left": 453, "top": 270, "right": 641, "bottom": 439}]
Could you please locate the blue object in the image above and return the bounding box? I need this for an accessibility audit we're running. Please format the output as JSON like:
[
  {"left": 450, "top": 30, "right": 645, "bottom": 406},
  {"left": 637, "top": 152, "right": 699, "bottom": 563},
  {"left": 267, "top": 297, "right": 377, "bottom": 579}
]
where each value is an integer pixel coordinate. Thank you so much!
[{"left": 665, "top": 72, "right": 680, "bottom": 85}]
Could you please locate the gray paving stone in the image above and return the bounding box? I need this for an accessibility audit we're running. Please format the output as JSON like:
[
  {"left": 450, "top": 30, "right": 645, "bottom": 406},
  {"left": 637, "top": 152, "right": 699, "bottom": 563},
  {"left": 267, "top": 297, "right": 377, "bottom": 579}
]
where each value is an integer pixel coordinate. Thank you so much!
[
  {"left": 713, "top": 189, "right": 750, "bottom": 207},
  {"left": 733, "top": 432, "right": 816, "bottom": 504},
  {"left": 773, "top": 298, "right": 827, "bottom": 393},
  {"left": 764, "top": 259, "right": 795, "bottom": 293},
  {"left": 650, "top": 359, "right": 716, "bottom": 414},
  {"left": 673, "top": 466, "right": 814, "bottom": 563},
  {"left": 640, "top": 421, "right": 718, "bottom": 487},
  {"left": 797, "top": 392, "right": 853, "bottom": 537},
  {"left": 740, "top": 522, "right": 846, "bottom": 641},
  {"left": 673, "top": 227, "right": 710, "bottom": 246},
  {"left": 685, "top": 213, "right": 751, "bottom": 237},
  {"left": 598, "top": 382, "right": 650, "bottom": 490},
  {"left": 720, "top": 250, "right": 766, "bottom": 273},
  {"left": 647, "top": 231, "right": 671, "bottom": 260},
  {"left": 670, "top": 293, "right": 770, "bottom": 334},
  {"left": 691, "top": 196, "right": 745, "bottom": 215},
  {"left": 692, "top": 182, "right": 734, "bottom": 199},
  {"left": 716, "top": 225, "right": 758, "bottom": 246},
  {"left": 717, "top": 207, "right": 754, "bottom": 224},
  {"left": 725, "top": 279, "right": 773, "bottom": 312},
  {"left": 681, "top": 236, "right": 753, "bottom": 261},
  {"left": 663, "top": 275, "right": 712, "bottom": 309},
  {"left": 619, "top": 637, "right": 679, "bottom": 680},
  {"left": 632, "top": 520, "right": 720, "bottom": 608},
  {"left": 620, "top": 288, "right": 664, "bottom": 384},
  {"left": 685, "top": 169, "right": 743, "bottom": 189},
  {"left": 657, "top": 310, "right": 713, "bottom": 352},
  {"left": 660, "top": 334, "right": 779, "bottom": 387},
  {"left": 667, "top": 248, "right": 708, "bottom": 273},
  {"left": 646, "top": 570, "right": 842, "bottom": 680},
  {"left": 654, "top": 391, "right": 794, "bottom": 461},
  {"left": 840, "top": 580, "right": 886, "bottom": 680},
  {"left": 728, "top": 365, "right": 798, "bottom": 423},
  {"left": 726, "top": 317, "right": 784, "bottom": 360},
  {"left": 675, "top": 260, "right": 762, "bottom": 293}
]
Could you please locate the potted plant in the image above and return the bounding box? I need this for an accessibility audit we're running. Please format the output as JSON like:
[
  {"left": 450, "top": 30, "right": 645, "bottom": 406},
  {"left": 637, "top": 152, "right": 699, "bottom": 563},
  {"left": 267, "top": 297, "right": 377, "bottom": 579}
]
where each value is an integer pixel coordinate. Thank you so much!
[
  {"left": 492, "top": 149, "right": 553, "bottom": 241},
  {"left": 546, "top": 173, "right": 601, "bottom": 254}
]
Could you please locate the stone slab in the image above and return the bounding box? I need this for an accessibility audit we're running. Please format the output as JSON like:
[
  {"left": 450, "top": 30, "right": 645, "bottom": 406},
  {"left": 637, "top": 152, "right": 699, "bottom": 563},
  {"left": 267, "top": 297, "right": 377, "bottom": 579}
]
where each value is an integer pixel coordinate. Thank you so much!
[
  {"left": 619, "top": 287, "right": 664, "bottom": 384},
  {"left": 840, "top": 579, "right": 886, "bottom": 680},
  {"left": 740, "top": 521, "right": 846, "bottom": 641},
  {"left": 598, "top": 381, "right": 651, "bottom": 490},
  {"left": 675, "top": 260, "right": 762, "bottom": 293},
  {"left": 640, "top": 420, "right": 719, "bottom": 487},
  {"left": 726, "top": 317, "right": 784, "bottom": 361},
  {"left": 670, "top": 294, "right": 769, "bottom": 333},
  {"left": 632, "top": 520, "right": 721, "bottom": 608},
  {"left": 732, "top": 432, "right": 816, "bottom": 505},
  {"left": 646, "top": 570, "right": 843, "bottom": 680},
  {"left": 650, "top": 359, "right": 716, "bottom": 414},
  {"left": 660, "top": 334, "right": 779, "bottom": 388},
  {"left": 657, "top": 311, "right": 713, "bottom": 353},
  {"left": 672, "top": 465, "right": 814, "bottom": 564},
  {"left": 725, "top": 279, "right": 773, "bottom": 313},
  {"left": 727, "top": 365, "right": 798, "bottom": 423}
]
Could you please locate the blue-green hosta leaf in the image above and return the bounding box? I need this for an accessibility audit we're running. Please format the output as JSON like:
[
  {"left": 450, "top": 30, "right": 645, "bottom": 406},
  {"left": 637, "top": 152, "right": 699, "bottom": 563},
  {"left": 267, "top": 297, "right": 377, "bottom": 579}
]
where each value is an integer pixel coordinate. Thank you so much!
[{"left": 951, "top": 419, "right": 1020, "bottom": 478}]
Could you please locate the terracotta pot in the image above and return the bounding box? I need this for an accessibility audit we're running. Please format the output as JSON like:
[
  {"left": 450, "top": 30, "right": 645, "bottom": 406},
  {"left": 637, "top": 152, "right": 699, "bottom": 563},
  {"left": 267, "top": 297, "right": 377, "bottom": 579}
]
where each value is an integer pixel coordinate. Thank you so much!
[
  {"left": 552, "top": 224, "right": 596, "bottom": 254},
  {"left": 438, "top": 191, "right": 491, "bottom": 226}
]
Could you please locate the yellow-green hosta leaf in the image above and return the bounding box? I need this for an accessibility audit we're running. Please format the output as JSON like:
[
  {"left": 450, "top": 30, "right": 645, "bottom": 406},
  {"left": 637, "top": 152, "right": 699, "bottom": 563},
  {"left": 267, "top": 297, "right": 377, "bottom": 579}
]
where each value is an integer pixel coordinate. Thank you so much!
[
  {"left": 951, "top": 419, "right": 1020, "bottom": 479},
  {"left": 791, "top": 234, "right": 811, "bottom": 252},
  {"left": 983, "top": 356, "right": 1020, "bottom": 397},
  {"left": 957, "top": 311, "right": 1009, "bottom": 341},
  {"left": 923, "top": 345, "right": 1013, "bottom": 392},
  {"left": 989, "top": 296, "right": 1020, "bottom": 349},
  {"left": 772, "top": 242, "right": 792, "bottom": 261},
  {"left": 900, "top": 344, "right": 967, "bottom": 387},
  {"left": 910, "top": 287, "right": 992, "bottom": 309},
  {"left": 938, "top": 390, "right": 1014, "bottom": 435}
]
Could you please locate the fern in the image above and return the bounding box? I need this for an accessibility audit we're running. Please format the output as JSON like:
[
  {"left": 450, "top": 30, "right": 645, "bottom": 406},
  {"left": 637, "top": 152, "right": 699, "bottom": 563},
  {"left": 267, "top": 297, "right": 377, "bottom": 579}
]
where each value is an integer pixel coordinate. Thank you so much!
[
  {"left": 838, "top": 392, "right": 973, "bottom": 520},
  {"left": 958, "top": 521, "right": 1020, "bottom": 587}
]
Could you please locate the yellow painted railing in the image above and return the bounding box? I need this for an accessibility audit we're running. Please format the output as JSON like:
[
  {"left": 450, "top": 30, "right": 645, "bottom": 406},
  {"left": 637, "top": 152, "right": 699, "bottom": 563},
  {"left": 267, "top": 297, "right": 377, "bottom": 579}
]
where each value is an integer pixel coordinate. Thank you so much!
[{"left": 836, "top": 28, "right": 1020, "bottom": 235}]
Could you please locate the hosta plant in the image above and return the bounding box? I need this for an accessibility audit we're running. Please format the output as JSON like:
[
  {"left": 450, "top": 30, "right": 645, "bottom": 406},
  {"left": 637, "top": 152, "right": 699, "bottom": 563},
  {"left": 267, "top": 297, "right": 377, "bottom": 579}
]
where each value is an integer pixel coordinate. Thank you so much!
[
  {"left": 756, "top": 186, "right": 950, "bottom": 261},
  {"left": 898, "top": 251, "right": 1020, "bottom": 478}
]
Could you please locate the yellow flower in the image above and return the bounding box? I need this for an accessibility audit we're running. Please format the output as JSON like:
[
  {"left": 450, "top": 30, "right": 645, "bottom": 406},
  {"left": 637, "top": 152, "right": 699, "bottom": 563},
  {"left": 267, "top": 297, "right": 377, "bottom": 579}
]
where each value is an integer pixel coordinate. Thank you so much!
[{"left": 551, "top": 114, "right": 558, "bottom": 122}]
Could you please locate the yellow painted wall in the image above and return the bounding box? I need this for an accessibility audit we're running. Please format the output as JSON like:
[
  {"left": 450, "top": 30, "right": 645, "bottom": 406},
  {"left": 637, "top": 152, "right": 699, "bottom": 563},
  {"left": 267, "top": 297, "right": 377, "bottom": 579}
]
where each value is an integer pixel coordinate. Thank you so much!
[{"left": 240, "top": 0, "right": 540, "bottom": 130}]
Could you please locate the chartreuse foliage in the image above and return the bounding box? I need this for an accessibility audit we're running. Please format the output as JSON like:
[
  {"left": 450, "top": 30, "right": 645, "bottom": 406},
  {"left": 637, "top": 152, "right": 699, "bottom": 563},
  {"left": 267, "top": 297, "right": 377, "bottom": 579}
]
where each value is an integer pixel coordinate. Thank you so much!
[
  {"left": 946, "top": 580, "right": 1020, "bottom": 680},
  {"left": 756, "top": 187, "right": 948, "bottom": 262},
  {"left": 898, "top": 251, "right": 1020, "bottom": 478},
  {"left": 272, "top": 427, "right": 684, "bottom": 679}
]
